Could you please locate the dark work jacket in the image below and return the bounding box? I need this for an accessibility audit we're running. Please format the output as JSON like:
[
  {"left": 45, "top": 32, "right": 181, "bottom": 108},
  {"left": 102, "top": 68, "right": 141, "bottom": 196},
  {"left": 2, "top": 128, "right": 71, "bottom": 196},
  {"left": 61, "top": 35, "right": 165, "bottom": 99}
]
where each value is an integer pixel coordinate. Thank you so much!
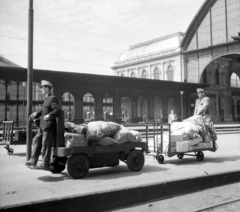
[{"left": 36, "top": 94, "right": 62, "bottom": 131}]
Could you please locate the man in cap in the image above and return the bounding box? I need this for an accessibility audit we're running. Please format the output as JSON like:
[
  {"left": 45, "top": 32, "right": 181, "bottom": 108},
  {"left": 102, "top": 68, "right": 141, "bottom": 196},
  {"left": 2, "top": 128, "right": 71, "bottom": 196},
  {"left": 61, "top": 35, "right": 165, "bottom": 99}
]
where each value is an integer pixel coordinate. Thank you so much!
[
  {"left": 194, "top": 88, "right": 217, "bottom": 141},
  {"left": 26, "top": 80, "right": 62, "bottom": 170},
  {"left": 194, "top": 88, "right": 211, "bottom": 121}
]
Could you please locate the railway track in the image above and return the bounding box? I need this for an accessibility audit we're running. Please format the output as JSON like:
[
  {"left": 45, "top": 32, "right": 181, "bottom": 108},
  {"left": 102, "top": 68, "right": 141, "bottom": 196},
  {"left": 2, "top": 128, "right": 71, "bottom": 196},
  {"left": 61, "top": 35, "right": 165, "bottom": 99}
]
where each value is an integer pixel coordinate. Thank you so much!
[{"left": 195, "top": 198, "right": 240, "bottom": 211}]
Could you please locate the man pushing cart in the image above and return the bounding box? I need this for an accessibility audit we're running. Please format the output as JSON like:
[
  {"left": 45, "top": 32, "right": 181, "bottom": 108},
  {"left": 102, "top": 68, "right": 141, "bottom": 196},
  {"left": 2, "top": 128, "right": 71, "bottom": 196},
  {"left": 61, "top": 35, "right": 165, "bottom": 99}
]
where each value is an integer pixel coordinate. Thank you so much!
[{"left": 152, "top": 88, "right": 218, "bottom": 163}]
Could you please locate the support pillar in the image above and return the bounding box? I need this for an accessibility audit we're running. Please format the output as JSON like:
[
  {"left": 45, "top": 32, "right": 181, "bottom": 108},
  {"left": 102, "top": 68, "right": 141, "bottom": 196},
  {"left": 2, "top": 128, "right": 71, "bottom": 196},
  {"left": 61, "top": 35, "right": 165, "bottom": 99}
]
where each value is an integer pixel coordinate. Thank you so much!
[
  {"left": 4, "top": 80, "right": 9, "bottom": 121},
  {"left": 162, "top": 97, "right": 168, "bottom": 123},
  {"left": 73, "top": 98, "right": 84, "bottom": 124},
  {"left": 148, "top": 96, "right": 154, "bottom": 122},
  {"left": 180, "top": 91, "right": 184, "bottom": 121},
  {"left": 113, "top": 95, "right": 122, "bottom": 123},
  {"left": 94, "top": 96, "right": 103, "bottom": 121},
  {"left": 16, "top": 81, "right": 19, "bottom": 126},
  {"left": 131, "top": 96, "right": 138, "bottom": 123}
]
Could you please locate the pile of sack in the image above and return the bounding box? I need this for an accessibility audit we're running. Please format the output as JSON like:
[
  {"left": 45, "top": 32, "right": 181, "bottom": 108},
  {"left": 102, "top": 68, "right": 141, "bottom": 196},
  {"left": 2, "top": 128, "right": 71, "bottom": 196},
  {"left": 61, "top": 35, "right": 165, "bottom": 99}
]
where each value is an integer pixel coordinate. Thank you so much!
[
  {"left": 64, "top": 121, "right": 142, "bottom": 148},
  {"left": 161, "top": 115, "right": 217, "bottom": 153}
]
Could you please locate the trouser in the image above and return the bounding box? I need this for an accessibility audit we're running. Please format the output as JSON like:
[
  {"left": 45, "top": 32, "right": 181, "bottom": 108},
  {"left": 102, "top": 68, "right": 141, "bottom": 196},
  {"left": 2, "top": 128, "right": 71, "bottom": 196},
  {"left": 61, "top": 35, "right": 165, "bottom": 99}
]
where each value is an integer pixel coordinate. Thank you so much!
[
  {"left": 203, "top": 114, "right": 217, "bottom": 141},
  {"left": 30, "top": 128, "right": 55, "bottom": 166}
]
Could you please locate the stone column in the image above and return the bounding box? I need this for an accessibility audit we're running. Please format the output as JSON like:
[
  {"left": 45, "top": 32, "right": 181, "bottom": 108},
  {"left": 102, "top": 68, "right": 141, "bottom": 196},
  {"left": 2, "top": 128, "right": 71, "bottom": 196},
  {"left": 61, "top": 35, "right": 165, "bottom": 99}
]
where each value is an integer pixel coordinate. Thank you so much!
[
  {"left": 131, "top": 96, "right": 138, "bottom": 123},
  {"left": 216, "top": 94, "right": 220, "bottom": 122},
  {"left": 223, "top": 92, "right": 233, "bottom": 122},
  {"left": 16, "top": 81, "right": 20, "bottom": 126},
  {"left": 112, "top": 94, "right": 122, "bottom": 123},
  {"left": 73, "top": 97, "right": 84, "bottom": 124},
  {"left": 94, "top": 96, "right": 103, "bottom": 121},
  {"left": 162, "top": 97, "right": 168, "bottom": 123},
  {"left": 148, "top": 96, "right": 154, "bottom": 122},
  {"left": 161, "top": 63, "right": 165, "bottom": 80}
]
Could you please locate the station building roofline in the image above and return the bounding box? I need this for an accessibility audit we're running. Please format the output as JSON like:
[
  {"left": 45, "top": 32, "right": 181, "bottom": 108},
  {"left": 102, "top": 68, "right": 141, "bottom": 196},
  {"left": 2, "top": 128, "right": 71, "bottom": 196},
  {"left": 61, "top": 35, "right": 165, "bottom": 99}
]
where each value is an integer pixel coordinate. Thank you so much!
[
  {"left": 117, "top": 32, "right": 185, "bottom": 62},
  {"left": 180, "top": 0, "right": 216, "bottom": 49},
  {"left": 0, "top": 66, "right": 209, "bottom": 93},
  {"left": 130, "top": 32, "right": 185, "bottom": 49}
]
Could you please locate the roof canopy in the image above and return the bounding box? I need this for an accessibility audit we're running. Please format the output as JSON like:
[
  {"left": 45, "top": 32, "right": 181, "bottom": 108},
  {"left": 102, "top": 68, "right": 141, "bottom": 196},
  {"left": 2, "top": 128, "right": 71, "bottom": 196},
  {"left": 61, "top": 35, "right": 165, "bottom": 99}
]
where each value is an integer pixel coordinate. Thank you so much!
[{"left": 0, "top": 66, "right": 209, "bottom": 93}]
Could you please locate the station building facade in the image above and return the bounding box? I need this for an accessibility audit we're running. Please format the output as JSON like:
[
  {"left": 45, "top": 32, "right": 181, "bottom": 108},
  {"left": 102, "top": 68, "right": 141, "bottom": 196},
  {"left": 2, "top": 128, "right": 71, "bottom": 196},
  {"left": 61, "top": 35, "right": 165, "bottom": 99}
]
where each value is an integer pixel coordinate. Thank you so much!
[
  {"left": 1, "top": 0, "right": 240, "bottom": 124},
  {"left": 181, "top": 0, "right": 240, "bottom": 122},
  {"left": 112, "top": 32, "right": 184, "bottom": 82},
  {"left": 111, "top": 32, "right": 185, "bottom": 122},
  {"left": 112, "top": 0, "right": 240, "bottom": 122}
]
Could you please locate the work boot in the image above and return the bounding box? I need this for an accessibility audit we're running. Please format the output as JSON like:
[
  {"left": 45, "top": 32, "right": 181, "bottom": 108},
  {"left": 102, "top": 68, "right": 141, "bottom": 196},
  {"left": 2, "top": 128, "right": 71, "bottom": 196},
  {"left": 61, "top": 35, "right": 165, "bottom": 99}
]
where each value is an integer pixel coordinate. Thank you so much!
[
  {"left": 25, "top": 160, "right": 36, "bottom": 167},
  {"left": 30, "top": 164, "right": 50, "bottom": 171}
]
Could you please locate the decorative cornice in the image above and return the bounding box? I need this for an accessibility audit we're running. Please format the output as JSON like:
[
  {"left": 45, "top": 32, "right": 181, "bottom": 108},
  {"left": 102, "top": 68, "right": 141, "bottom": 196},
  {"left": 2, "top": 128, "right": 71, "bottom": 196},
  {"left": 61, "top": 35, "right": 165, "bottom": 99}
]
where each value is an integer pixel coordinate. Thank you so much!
[
  {"left": 130, "top": 32, "right": 184, "bottom": 49},
  {"left": 112, "top": 48, "right": 180, "bottom": 69}
]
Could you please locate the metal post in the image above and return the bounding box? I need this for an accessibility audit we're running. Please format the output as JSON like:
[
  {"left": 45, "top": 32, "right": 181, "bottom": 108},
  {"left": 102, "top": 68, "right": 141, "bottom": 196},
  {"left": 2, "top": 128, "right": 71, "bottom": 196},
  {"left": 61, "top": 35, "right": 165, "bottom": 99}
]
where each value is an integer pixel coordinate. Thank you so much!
[
  {"left": 153, "top": 123, "right": 156, "bottom": 152},
  {"left": 4, "top": 81, "right": 8, "bottom": 121},
  {"left": 180, "top": 91, "right": 184, "bottom": 121},
  {"left": 160, "top": 125, "right": 163, "bottom": 154},
  {"left": 26, "top": 0, "right": 34, "bottom": 161},
  {"left": 68, "top": 92, "right": 71, "bottom": 121},
  {"left": 22, "top": 82, "right": 26, "bottom": 130},
  {"left": 16, "top": 81, "right": 19, "bottom": 126},
  {"left": 145, "top": 124, "right": 149, "bottom": 153}
]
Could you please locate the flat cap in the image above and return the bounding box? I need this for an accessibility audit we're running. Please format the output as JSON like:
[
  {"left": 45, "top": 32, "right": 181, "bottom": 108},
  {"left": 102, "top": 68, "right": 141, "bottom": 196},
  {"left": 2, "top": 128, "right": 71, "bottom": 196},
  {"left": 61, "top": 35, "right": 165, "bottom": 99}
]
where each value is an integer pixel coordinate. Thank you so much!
[
  {"left": 196, "top": 88, "right": 204, "bottom": 93},
  {"left": 40, "top": 80, "right": 52, "bottom": 88}
]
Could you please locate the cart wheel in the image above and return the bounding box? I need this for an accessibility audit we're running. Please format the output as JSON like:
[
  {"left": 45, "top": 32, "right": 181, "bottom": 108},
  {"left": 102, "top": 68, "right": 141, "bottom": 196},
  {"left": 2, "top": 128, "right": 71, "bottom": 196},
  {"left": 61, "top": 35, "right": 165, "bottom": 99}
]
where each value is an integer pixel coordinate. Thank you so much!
[
  {"left": 50, "top": 164, "right": 66, "bottom": 174},
  {"left": 177, "top": 154, "right": 184, "bottom": 159},
  {"left": 196, "top": 151, "right": 204, "bottom": 161},
  {"left": 157, "top": 155, "right": 164, "bottom": 164},
  {"left": 8, "top": 148, "right": 14, "bottom": 155},
  {"left": 67, "top": 154, "right": 89, "bottom": 179},
  {"left": 127, "top": 150, "right": 145, "bottom": 172}
]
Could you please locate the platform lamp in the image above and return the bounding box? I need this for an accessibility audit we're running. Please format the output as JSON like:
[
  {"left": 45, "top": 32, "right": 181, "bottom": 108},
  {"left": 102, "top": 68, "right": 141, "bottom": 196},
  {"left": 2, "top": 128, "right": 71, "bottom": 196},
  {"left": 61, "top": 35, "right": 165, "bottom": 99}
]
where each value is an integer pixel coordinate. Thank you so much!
[
  {"left": 180, "top": 91, "right": 184, "bottom": 121},
  {"left": 22, "top": 81, "right": 27, "bottom": 130}
]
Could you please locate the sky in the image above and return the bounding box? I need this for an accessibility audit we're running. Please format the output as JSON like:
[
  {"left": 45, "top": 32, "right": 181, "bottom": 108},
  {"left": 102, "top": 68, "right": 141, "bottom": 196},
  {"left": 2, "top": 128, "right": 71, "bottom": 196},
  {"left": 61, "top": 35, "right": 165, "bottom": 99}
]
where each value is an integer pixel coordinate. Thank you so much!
[{"left": 0, "top": 0, "right": 205, "bottom": 76}]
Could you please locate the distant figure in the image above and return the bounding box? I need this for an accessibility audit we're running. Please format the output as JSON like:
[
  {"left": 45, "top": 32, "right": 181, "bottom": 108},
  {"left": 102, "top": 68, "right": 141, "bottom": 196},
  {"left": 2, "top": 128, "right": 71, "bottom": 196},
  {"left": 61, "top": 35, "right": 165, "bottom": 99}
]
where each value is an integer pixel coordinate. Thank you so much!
[{"left": 168, "top": 109, "right": 177, "bottom": 124}]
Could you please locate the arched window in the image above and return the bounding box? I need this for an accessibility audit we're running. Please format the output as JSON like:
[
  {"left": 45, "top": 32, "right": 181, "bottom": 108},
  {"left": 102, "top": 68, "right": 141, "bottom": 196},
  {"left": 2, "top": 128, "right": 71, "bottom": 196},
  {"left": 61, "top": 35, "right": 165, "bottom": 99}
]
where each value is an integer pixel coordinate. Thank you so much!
[
  {"left": 166, "top": 65, "right": 174, "bottom": 81},
  {"left": 230, "top": 73, "right": 240, "bottom": 88},
  {"left": 121, "top": 73, "right": 125, "bottom": 77},
  {"left": 62, "top": 92, "right": 75, "bottom": 122},
  {"left": 153, "top": 68, "right": 159, "bottom": 79},
  {"left": 103, "top": 93, "right": 113, "bottom": 121},
  {"left": 187, "top": 60, "right": 197, "bottom": 83},
  {"left": 121, "top": 97, "right": 131, "bottom": 123},
  {"left": 141, "top": 70, "right": 147, "bottom": 79},
  {"left": 83, "top": 93, "right": 95, "bottom": 120},
  {"left": 131, "top": 72, "right": 136, "bottom": 78}
]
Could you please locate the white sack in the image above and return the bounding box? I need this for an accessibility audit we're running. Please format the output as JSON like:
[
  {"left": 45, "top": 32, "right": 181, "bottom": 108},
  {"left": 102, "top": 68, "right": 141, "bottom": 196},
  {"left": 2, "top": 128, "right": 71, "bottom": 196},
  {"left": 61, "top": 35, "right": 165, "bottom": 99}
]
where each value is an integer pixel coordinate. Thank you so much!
[
  {"left": 64, "top": 132, "right": 87, "bottom": 147},
  {"left": 113, "top": 126, "right": 142, "bottom": 144},
  {"left": 172, "top": 121, "right": 199, "bottom": 139},
  {"left": 86, "top": 121, "right": 120, "bottom": 140},
  {"left": 98, "top": 137, "right": 117, "bottom": 146},
  {"left": 64, "top": 122, "right": 87, "bottom": 134}
]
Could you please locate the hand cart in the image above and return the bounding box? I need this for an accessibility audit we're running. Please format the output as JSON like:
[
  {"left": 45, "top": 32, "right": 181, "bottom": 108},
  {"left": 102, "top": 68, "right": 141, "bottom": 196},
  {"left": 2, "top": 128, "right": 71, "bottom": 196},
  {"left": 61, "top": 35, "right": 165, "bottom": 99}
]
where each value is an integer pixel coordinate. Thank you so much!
[
  {"left": 50, "top": 114, "right": 147, "bottom": 179},
  {"left": 146, "top": 123, "right": 218, "bottom": 164},
  {"left": 2, "top": 121, "right": 38, "bottom": 155}
]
